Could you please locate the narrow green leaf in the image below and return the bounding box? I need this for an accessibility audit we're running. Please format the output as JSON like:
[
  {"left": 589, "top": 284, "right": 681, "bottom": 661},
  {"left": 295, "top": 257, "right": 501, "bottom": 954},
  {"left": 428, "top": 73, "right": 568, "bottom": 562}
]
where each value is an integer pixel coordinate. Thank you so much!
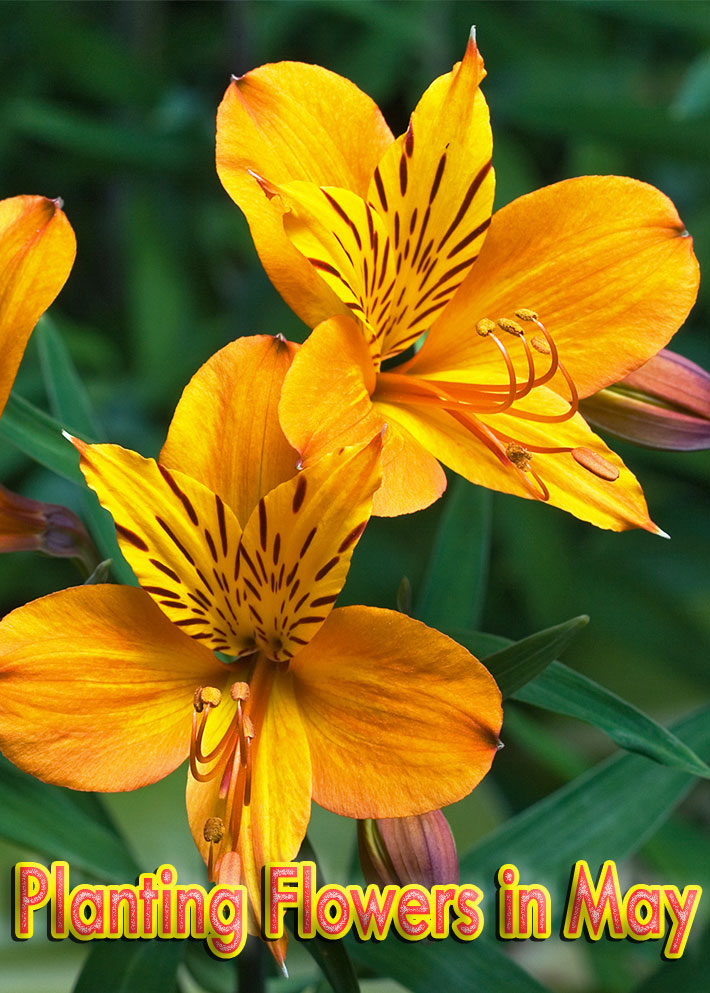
[
  {"left": 631, "top": 925, "right": 709, "bottom": 993},
  {"left": 36, "top": 315, "right": 100, "bottom": 438},
  {"left": 462, "top": 616, "right": 590, "bottom": 698},
  {"left": 0, "top": 393, "right": 87, "bottom": 483},
  {"left": 0, "top": 755, "right": 138, "bottom": 883},
  {"left": 348, "top": 930, "right": 553, "bottom": 993},
  {"left": 417, "top": 479, "right": 491, "bottom": 630},
  {"left": 73, "top": 939, "right": 184, "bottom": 993},
  {"left": 515, "top": 662, "right": 710, "bottom": 778},
  {"left": 460, "top": 706, "right": 710, "bottom": 899}
]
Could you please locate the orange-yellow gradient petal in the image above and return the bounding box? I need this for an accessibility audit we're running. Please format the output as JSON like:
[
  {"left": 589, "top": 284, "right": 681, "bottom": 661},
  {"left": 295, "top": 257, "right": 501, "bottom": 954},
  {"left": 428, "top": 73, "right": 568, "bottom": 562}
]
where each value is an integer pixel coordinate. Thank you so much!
[
  {"left": 367, "top": 31, "right": 494, "bottom": 359},
  {"left": 291, "top": 606, "right": 502, "bottom": 817},
  {"left": 233, "top": 433, "right": 383, "bottom": 661},
  {"left": 216, "top": 63, "right": 393, "bottom": 328},
  {"left": 0, "top": 585, "right": 225, "bottom": 791},
  {"left": 412, "top": 177, "right": 699, "bottom": 396},
  {"left": 161, "top": 335, "right": 299, "bottom": 525},
  {"left": 0, "top": 195, "right": 76, "bottom": 417},
  {"left": 279, "top": 316, "right": 446, "bottom": 517},
  {"left": 74, "top": 439, "right": 249, "bottom": 655}
]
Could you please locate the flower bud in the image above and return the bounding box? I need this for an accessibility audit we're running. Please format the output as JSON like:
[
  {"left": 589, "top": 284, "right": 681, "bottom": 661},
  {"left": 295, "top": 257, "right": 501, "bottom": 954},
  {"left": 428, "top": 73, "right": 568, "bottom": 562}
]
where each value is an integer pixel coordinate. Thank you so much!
[
  {"left": 357, "top": 810, "right": 459, "bottom": 888},
  {"left": 0, "top": 484, "right": 99, "bottom": 574},
  {"left": 581, "top": 349, "right": 710, "bottom": 451}
]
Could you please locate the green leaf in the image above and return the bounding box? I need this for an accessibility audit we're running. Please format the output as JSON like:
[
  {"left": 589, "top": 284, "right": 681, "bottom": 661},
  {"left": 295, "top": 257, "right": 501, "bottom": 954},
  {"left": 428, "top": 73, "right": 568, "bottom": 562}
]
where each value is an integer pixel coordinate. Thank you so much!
[
  {"left": 0, "top": 391, "right": 136, "bottom": 585},
  {"left": 460, "top": 706, "right": 710, "bottom": 899},
  {"left": 0, "top": 755, "right": 138, "bottom": 883},
  {"left": 457, "top": 616, "right": 590, "bottom": 698},
  {"left": 417, "top": 478, "right": 492, "bottom": 630},
  {"left": 36, "top": 315, "right": 100, "bottom": 438},
  {"left": 73, "top": 939, "right": 184, "bottom": 993},
  {"left": 0, "top": 392, "right": 88, "bottom": 483},
  {"left": 514, "top": 662, "right": 710, "bottom": 778},
  {"left": 348, "top": 930, "right": 553, "bottom": 993}
]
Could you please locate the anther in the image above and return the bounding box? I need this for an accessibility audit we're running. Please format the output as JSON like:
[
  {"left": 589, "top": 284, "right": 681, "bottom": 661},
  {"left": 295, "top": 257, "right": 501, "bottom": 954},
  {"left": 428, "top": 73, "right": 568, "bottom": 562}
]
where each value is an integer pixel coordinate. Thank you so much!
[
  {"left": 193, "top": 686, "right": 222, "bottom": 712},
  {"left": 498, "top": 318, "right": 524, "bottom": 336},
  {"left": 476, "top": 318, "right": 496, "bottom": 337},
  {"left": 203, "top": 816, "right": 225, "bottom": 843},
  {"left": 531, "top": 335, "right": 551, "bottom": 355},
  {"left": 230, "top": 681, "right": 250, "bottom": 702},
  {"left": 571, "top": 447, "right": 620, "bottom": 481},
  {"left": 242, "top": 716, "right": 255, "bottom": 740},
  {"left": 506, "top": 442, "right": 532, "bottom": 471},
  {"left": 515, "top": 309, "right": 539, "bottom": 322}
]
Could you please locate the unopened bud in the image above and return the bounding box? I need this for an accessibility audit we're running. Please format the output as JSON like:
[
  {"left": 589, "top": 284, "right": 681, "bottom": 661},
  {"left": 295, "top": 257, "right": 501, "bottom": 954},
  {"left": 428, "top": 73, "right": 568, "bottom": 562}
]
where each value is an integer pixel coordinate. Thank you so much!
[
  {"left": 581, "top": 349, "right": 710, "bottom": 451},
  {"left": 357, "top": 810, "right": 459, "bottom": 888},
  {"left": 0, "top": 484, "right": 99, "bottom": 574}
]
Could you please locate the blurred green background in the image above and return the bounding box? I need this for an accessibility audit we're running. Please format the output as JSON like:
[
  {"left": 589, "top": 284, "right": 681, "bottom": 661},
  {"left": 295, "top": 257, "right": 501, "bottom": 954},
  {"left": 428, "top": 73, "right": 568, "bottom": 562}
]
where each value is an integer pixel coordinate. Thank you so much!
[{"left": 0, "top": 2, "right": 708, "bottom": 992}]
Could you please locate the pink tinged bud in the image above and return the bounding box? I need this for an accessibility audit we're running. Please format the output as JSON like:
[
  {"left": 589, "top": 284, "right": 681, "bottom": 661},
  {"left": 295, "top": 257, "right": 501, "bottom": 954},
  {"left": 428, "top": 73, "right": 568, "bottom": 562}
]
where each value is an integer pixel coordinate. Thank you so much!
[
  {"left": 357, "top": 810, "right": 459, "bottom": 889},
  {"left": 0, "top": 484, "right": 98, "bottom": 573},
  {"left": 581, "top": 349, "right": 710, "bottom": 451}
]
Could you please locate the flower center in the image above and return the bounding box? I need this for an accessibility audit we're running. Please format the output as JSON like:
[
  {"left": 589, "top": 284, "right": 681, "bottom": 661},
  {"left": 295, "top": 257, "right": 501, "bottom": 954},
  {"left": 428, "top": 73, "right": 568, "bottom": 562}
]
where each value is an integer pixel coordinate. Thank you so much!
[{"left": 374, "top": 308, "right": 620, "bottom": 500}]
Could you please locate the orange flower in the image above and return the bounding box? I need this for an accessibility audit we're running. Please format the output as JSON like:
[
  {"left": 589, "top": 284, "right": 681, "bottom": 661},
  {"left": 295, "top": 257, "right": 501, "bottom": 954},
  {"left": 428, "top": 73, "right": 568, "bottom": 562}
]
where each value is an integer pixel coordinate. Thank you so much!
[
  {"left": 216, "top": 34, "right": 699, "bottom": 531},
  {"left": 0, "top": 335, "right": 502, "bottom": 949}
]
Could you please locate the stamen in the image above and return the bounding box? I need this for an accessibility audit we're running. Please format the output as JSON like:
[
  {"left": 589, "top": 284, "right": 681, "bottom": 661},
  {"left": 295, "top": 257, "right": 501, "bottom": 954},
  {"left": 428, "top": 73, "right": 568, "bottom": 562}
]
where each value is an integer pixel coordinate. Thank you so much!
[
  {"left": 572, "top": 447, "right": 620, "bottom": 481},
  {"left": 515, "top": 308, "right": 539, "bottom": 322},
  {"left": 203, "top": 816, "right": 225, "bottom": 844},
  {"left": 497, "top": 317, "right": 524, "bottom": 336},
  {"left": 505, "top": 443, "right": 532, "bottom": 471},
  {"left": 531, "top": 335, "right": 550, "bottom": 355},
  {"left": 230, "top": 681, "right": 250, "bottom": 702},
  {"left": 476, "top": 318, "right": 496, "bottom": 336},
  {"left": 193, "top": 686, "right": 222, "bottom": 712}
]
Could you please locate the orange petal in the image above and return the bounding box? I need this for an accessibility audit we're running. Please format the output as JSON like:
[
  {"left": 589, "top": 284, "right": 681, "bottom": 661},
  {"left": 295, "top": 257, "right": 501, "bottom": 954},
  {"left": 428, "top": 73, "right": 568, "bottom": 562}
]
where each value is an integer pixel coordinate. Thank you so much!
[
  {"left": 366, "top": 31, "right": 494, "bottom": 359},
  {"left": 291, "top": 606, "right": 502, "bottom": 818},
  {"left": 0, "top": 585, "right": 225, "bottom": 790},
  {"left": 279, "top": 316, "right": 446, "bottom": 517},
  {"left": 187, "top": 668, "right": 311, "bottom": 934},
  {"left": 0, "top": 195, "right": 75, "bottom": 417},
  {"left": 161, "top": 335, "right": 300, "bottom": 526},
  {"left": 74, "top": 439, "right": 250, "bottom": 654},
  {"left": 375, "top": 388, "right": 656, "bottom": 532},
  {"left": 412, "top": 177, "right": 699, "bottom": 397},
  {"left": 232, "top": 432, "right": 383, "bottom": 662},
  {"left": 216, "top": 64, "right": 393, "bottom": 328}
]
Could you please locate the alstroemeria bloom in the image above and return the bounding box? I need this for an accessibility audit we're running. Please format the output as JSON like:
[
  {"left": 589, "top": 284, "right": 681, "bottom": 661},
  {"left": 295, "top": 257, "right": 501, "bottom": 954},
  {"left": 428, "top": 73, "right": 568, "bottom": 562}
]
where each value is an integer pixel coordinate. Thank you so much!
[
  {"left": 0, "top": 335, "right": 502, "bottom": 945},
  {"left": 216, "top": 35, "right": 699, "bottom": 530}
]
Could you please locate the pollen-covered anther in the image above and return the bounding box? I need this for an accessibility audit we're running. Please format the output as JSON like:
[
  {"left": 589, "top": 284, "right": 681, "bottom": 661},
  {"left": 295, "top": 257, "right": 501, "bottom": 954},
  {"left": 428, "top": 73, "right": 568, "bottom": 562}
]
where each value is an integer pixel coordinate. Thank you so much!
[
  {"left": 506, "top": 443, "right": 532, "bottom": 471},
  {"left": 476, "top": 318, "right": 496, "bottom": 337},
  {"left": 242, "top": 715, "right": 255, "bottom": 740},
  {"left": 193, "top": 686, "right": 222, "bottom": 712},
  {"left": 571, "top": 447, "right": 620, "bottom": 482},
  {"left": 203, "top": 816, "right": 225, "bottom": 844},
  {"left": 531, "top": 335, "right": 551, "bottom": 355},
  {"left": 230, "top": 681, "right": 250, "bottom": 702},
  {"left": 498, "top": 318, "right": 524, "bottom": 336},
  {"left": 515, "top": 308, "right": 539, "bottom": 322}
]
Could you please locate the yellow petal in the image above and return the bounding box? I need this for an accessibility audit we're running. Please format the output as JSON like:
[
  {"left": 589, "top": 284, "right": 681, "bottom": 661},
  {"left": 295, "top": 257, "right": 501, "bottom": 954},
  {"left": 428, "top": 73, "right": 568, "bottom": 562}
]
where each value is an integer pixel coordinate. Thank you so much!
[
  {"left": 366, "top": 32, "right": 494, "bottom": 359},
  {"left": 216, "top": 63, "right": 393, "bottom": 328},
  {"left": 279, "top": 316, "right": 445, "bottom": 517},
  {"left": 187, "top": 667, "right": 311, "bottom": 934},
  {"left": 412, "top": 177, "right": 699, "bottom": 396},
  {"left": 74, "top": 439, "right": 251, "bottom": 654},
  {"left": 233, "top": 433, "right": 383, "bottom": 662},
  {"left": 0, "top": 585, "right": 225, "bottom": 790},
  {"left": 161, "top": 335, "right": 300, "bottom": 526},
  {"left": 0, "top": 195, "right": 75, "bottom": 416},
  {"left": 375, "top": 388, "right": 656, "bottom": 532},
  {"left": 291, "top": 606, "right": 502, "bottom": 817}
]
